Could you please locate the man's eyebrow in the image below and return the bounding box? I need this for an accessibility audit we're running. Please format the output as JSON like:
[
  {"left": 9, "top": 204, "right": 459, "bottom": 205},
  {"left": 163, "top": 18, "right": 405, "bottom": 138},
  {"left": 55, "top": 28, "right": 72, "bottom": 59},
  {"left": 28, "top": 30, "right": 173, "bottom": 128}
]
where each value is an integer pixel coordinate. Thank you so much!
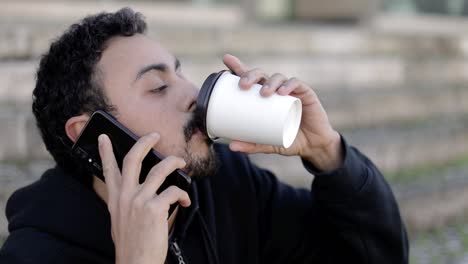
[
  {"left": 135, "top": 63, "right": 167, "bottom": 81},
  {"left": 134, "top": 57, "right": 181, "bottom": 82}
]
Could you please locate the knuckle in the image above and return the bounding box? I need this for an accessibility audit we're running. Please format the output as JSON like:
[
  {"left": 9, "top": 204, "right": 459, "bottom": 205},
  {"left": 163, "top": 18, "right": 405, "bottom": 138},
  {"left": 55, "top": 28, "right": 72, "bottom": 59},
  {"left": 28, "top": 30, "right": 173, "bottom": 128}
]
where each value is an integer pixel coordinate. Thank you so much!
[
  {"left": 177, "top": 158, "right": 187, "bottom": 167},
  {"left": 102, "top": 164, "right": 112, "bottom": 175},
  {"left": 122, "top": 154, "right": 135, "bottom": 166},
  {"left": 181, "top": 191, "right": 190, "bottom": 200},
  {"left": 167, "top": 156, "right": 186, "bottom": 167},
  {"left": 244, "top": 72, "right": 255, "bottom": 79},
  {"left": 132, "top": 195, "right": 146, "bottom": 208},
  {"left": 163, "top": 186, "right": 182, "bottom": 198},
  {"left": 249, "top": 68, "right": 262, "bottom": 76},
  {"left": 272, "top": 73, "right": 285, "bottom": 79},
  {"left": 169, "top": 185, "right": 182, "bottom": 192},
  {"left": 147, "top": 200, "right": 168, "bottom": 216},
  {"left": 170, "top": 186, "right": 185, "bottom": 197},
  {"left": 256, "top": 69, "right": 268, "bottom": 78},
  {"left": 147, "top": 165, "right": 164, "bottom": 180},
  {"left": 165, "top": 155, "right": 178, "bottom": 163},
  {"left": 142, "top": 133, "right": 156, "bottom": 141},
  {"left": 240, "top": 71, "right": 250, "bottom": 78}
]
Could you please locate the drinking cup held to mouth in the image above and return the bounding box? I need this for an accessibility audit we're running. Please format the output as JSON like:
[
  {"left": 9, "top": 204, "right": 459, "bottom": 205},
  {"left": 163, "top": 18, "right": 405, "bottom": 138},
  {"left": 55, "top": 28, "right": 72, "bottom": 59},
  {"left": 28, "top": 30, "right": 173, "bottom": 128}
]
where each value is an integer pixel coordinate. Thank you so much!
[{"left": 196, "top": 71, "right": 302, "bottom": 148}]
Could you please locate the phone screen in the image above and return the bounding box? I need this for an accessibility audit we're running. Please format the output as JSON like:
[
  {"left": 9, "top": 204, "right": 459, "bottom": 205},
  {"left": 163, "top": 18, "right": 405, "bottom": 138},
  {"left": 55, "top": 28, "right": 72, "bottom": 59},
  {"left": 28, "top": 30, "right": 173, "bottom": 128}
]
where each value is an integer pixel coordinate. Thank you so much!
[{"left": 71, "top": 110, "right": 191, "bottom": 195}]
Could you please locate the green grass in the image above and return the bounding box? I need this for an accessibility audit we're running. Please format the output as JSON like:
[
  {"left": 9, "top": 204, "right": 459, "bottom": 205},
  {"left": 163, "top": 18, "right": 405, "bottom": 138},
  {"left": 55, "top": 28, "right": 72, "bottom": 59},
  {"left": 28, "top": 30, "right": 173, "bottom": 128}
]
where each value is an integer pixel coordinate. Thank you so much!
[
  {"left": 384, "top": 153, "right": 468, "bottom": 184},
  {"left": 410, "top": 219, "right": 468, "bottom": 264},
  {"left": 397, "top": 154, "right": 468, "bottom": 263},
  {"left": 457, "top": 224, "right": 468, "bottom": 251}
]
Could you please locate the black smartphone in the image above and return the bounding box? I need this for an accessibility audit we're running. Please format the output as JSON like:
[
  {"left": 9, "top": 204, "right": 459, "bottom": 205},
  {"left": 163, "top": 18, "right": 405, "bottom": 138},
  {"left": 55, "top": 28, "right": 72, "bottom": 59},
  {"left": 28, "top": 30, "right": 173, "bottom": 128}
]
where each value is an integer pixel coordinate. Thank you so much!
[{"left": 71, "top": 110, "right": 192, "bottom": 213}]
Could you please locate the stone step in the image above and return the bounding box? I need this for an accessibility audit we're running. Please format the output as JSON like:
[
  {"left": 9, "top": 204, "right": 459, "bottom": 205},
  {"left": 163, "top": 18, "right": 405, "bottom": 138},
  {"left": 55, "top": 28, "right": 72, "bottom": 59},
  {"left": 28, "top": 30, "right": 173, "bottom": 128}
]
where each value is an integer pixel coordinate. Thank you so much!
[
  {"left": 2, "top": 60, "right": 468, "bottom": 129},
  {"left": 2, "top": 17, "right": 468, "bottom": 60},
  {"left": 180, "top": 55, "right": 468, "bottom": 89},
  {"left": 3, "top": 104, "right": 463, "bottom": 181},
  {"left": 3, "top": 57, "right": 468, "bottom": 94},
  {"left": 340, "top": 115, "right": 468, "bottom": 172},
  {"left": 320, "top": 82, "right": 468, "bottom": 129},
  {"left": 249, "top": 114, "right": 468, "bottom": 186},
  {"left": 0, "top": 1, "right": 243, "bottom": 29}
]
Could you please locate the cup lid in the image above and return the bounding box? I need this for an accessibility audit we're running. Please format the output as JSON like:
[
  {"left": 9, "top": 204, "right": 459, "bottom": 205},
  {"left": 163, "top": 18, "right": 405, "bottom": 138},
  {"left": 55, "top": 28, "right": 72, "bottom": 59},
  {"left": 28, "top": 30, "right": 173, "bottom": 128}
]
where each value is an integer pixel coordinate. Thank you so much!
[{"left": 196, "top": 70, "right": 228, "bottom": 138}]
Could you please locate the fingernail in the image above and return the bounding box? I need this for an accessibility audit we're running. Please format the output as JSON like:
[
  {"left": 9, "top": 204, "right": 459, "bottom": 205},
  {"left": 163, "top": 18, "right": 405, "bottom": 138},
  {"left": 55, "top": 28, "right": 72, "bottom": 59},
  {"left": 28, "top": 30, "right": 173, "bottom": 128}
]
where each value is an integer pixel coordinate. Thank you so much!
[
  {"left": 263, "top": 84, "right": 269, "bottom": 90},
  {"left": 279, "top": 85, "right": 286, "bottom": 91}
]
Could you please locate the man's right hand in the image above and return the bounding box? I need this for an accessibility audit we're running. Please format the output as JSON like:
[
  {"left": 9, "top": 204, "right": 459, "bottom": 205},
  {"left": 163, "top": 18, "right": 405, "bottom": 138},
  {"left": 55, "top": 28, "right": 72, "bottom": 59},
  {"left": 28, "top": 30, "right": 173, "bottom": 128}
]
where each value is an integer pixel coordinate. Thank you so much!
[{"left": 98, "top": 132, "right": 191, "bottom": 264}]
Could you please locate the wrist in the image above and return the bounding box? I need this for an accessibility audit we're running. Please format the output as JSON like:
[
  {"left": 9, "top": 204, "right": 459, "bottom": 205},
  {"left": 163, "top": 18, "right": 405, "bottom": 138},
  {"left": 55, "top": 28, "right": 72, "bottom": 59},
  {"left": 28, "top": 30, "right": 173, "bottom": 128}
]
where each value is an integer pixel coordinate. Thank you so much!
[{"left": 302, "top": 131, "right": 344, "bottom": 172}]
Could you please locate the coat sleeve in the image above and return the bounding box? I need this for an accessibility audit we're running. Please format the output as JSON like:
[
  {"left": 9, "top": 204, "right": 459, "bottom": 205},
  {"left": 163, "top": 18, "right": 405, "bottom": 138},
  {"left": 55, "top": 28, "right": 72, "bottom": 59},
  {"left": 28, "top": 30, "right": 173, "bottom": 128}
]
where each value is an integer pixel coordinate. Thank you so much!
[{"left": 250, "top": 136, "right": 409, "bottom": 264}]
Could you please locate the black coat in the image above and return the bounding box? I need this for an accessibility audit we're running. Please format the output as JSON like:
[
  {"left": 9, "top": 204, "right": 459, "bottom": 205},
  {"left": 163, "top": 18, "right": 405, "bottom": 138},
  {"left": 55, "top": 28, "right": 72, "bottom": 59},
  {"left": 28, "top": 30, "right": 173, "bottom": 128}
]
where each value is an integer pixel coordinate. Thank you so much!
[{"left": 0, "top": 138, "right": 408, "bottom": 263}]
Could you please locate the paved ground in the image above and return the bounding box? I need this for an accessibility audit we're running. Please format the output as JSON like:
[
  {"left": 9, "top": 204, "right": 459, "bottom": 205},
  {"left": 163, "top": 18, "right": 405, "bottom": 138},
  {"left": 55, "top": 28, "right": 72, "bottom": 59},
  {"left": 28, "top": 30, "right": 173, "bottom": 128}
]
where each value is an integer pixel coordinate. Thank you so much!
[{"left": 411, "top": 220, "right": 468, "bottom": 264}]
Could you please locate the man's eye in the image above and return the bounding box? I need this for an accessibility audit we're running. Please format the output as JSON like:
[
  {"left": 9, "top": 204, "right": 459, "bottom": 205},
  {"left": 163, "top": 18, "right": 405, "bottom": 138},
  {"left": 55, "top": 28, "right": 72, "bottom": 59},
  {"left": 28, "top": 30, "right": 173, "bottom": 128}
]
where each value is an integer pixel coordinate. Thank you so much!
[{"left": 151, "top": 85, "right": 168, "bottom": 93}]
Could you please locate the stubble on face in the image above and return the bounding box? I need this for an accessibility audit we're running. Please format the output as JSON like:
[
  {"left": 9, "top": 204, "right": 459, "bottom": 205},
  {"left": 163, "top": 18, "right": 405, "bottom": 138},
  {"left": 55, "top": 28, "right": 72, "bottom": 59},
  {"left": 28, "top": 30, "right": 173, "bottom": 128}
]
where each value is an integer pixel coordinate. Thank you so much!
[{"left": 182, "top": 108, "right": 220, "bottom": 180}]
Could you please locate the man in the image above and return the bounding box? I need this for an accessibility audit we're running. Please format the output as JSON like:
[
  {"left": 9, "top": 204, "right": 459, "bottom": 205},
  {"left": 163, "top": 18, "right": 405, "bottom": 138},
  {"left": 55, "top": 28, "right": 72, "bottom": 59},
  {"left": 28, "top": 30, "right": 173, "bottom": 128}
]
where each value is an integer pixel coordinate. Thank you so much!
[{"left": 0, "top": 8, "right": 408, "bottom": 264}]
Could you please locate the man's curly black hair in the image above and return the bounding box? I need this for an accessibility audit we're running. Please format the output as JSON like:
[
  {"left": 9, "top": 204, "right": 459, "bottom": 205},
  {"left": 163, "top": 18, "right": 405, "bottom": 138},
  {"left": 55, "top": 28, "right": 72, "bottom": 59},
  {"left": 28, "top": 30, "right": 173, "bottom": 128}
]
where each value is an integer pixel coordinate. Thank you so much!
[{"left": 32, "top": 7, "right": 147, "bottom": 187}]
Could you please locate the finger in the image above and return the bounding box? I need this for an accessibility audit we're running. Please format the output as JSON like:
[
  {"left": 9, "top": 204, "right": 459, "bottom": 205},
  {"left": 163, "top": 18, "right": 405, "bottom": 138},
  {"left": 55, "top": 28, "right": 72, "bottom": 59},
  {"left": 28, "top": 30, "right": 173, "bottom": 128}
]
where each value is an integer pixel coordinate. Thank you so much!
[
  {"left": 222, "top": 54, "right": 248, "bottom": 76},
  {"left": 154, "top": 186, "right": 191, "bottom": 208},
  {"left": 261, "top": 73, "right": 288, "bottom": 97},
  {"left": 277, "top": 78, "right": 309, "bottom": 96},
  {"left": 238, "top": 68, "right": 269, "bottom": 89},
  {"left": 121, "top": 132, "right": 161, "bottom": 190},
  {"left": 98, "top": 134, "right": 121, "bottom": 197},
  {"left": 138, "top": 156, "right": 186, "bottom": 200},
  {"left": 229, "top": 140, "right": 278, "bottom": 154},
  {"left": 277, "top": 78, "right": 321, "bottom": 109}
]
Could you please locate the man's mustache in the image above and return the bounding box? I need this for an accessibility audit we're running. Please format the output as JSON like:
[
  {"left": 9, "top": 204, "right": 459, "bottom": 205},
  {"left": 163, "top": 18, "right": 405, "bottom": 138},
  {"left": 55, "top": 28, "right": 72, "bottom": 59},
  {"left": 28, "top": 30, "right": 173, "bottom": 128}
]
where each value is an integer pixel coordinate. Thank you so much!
[{"left": 183, "top": 107, "right": 205, "bottom": 143}]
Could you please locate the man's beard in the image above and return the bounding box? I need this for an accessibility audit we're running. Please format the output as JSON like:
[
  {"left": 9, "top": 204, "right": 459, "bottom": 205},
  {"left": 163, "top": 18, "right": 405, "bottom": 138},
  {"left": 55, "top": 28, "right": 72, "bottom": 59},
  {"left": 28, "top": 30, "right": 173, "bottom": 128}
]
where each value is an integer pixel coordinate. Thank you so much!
[
  {"left": 182, "top": 108, "right": 220, "bottom": 180},
  {"left": 182, "top": 145, "right": 219, "bottom": 181}
]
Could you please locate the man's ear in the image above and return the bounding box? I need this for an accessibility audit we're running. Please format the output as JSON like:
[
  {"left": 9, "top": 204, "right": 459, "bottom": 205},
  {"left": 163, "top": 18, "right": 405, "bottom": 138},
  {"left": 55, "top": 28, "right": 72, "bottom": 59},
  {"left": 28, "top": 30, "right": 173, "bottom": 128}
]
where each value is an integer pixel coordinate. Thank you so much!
[{"left": 65, "top": 114, "right": 89, "bottom": 143}]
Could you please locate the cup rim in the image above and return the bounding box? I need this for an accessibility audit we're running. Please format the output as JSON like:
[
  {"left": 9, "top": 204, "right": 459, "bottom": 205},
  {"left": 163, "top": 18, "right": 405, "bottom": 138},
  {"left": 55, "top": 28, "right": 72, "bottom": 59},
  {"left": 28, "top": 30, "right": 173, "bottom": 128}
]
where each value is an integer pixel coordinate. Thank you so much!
[
  {"left": 196, "top": 70, "right": 229, "bottom": 139},
  {"left": 282, "top": 99, "right": 302, "bottom": 148}
]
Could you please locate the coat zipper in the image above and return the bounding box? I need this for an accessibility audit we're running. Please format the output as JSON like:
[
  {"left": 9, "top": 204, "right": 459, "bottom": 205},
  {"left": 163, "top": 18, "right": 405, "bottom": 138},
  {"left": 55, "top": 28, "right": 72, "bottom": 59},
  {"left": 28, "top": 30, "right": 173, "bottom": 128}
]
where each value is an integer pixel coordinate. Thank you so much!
[{"left": 169, "top": 240, "right": 187, "bottom": 264}]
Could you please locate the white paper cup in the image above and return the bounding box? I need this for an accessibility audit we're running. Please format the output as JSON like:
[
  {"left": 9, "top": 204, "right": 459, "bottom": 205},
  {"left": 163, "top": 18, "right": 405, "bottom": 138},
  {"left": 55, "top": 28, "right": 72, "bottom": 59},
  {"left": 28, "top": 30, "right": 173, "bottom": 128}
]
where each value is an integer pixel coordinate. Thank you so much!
[{"left": 197, "top": 71, "right": 302, "bottom": 148}]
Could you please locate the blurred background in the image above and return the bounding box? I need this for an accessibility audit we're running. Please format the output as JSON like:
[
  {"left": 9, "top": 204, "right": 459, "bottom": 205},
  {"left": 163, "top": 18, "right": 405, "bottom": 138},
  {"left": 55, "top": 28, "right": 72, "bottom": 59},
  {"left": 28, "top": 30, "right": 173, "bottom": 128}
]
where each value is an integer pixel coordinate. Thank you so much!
[{"left": 0, "top": 0, "right": 468, "bottom": 263}]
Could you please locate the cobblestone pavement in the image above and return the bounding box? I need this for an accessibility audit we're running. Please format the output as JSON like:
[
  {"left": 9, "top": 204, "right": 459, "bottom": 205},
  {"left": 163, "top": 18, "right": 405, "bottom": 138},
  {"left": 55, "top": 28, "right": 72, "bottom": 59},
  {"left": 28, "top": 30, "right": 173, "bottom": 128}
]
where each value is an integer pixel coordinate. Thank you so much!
[{"left": 411, "top": 221, "right": 468, "bottom": 264}]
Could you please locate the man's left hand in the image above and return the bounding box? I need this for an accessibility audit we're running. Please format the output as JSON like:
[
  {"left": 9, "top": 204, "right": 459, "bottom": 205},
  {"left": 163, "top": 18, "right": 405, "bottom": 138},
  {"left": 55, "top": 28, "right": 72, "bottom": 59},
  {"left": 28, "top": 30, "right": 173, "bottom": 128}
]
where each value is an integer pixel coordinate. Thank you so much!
[{"left": 223, "top": 54, "right": 344, "bottom": 172}]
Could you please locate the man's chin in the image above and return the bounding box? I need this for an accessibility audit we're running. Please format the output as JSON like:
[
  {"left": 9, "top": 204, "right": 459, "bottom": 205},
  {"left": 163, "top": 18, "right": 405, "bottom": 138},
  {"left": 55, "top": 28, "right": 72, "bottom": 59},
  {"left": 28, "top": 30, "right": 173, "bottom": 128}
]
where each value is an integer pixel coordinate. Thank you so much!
[{"left": 183, "top": 143, "right": 219, "bottom": 181}]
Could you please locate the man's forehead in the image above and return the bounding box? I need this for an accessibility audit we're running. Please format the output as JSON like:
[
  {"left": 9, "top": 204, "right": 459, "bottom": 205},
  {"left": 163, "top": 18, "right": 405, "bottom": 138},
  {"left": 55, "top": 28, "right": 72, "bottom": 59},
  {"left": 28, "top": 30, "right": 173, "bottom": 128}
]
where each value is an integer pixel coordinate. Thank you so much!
[{"left": 99, "top": 34, "right": 174, "bottom": 70}]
